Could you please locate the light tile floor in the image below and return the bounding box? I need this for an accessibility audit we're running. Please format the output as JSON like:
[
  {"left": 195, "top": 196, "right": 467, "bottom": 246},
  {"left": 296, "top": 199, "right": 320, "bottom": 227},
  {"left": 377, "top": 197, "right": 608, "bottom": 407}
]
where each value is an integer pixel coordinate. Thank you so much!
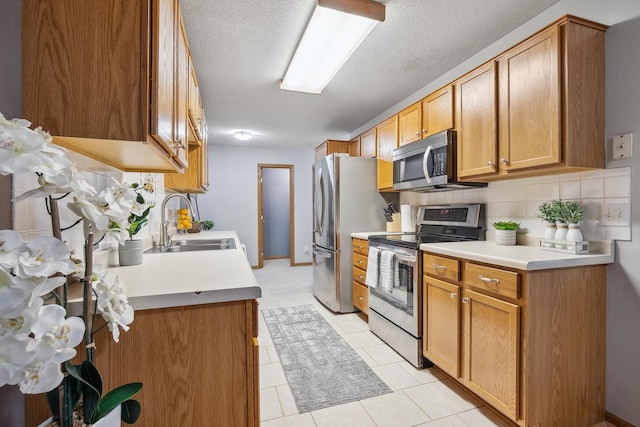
[{"left": 254, "top": 259, "right": 513, "bottom": 427}]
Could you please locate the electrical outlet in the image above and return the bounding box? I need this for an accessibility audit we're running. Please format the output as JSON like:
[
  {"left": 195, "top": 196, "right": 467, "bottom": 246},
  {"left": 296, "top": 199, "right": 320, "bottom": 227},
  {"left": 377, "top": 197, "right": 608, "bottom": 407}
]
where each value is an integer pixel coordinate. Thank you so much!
[
  {"left": 304, "top": 245, "right": 309, "bottom": 254},
  {"left": 612, "top": 133, "right": 633, "bottom": 159},
  {"left": 601, "top": 203, "right": 631, "bottom": 226}
]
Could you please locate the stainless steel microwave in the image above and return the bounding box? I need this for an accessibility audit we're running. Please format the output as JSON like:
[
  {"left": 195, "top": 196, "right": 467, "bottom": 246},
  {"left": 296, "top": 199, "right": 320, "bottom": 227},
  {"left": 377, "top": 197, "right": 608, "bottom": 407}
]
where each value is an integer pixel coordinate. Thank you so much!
[{"left": 392, "top": 129, "right": 487, "bottom": 192}]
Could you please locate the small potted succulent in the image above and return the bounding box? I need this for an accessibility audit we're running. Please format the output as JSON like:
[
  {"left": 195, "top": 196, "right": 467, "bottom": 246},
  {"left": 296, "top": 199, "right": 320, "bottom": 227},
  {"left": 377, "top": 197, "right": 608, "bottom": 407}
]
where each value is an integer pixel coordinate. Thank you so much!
[
  {"left": 492, "top": 221, "right": 519, "bottom": 246},
  {"left": 557, "top": 201, "right": 584, "bottom": 243},
  {"left": 537, "top": 200, "right": 560, "bottom": 246}
]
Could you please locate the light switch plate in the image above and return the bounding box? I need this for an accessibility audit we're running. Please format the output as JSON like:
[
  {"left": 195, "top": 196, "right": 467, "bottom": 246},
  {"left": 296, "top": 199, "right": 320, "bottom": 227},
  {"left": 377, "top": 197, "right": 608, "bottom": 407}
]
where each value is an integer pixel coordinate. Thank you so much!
[
  {"left": 612, "top": 133, "right": 633, "bottom": 159},
  {"left": 601, "top": 203, "right": 631, "bottom": 226}
]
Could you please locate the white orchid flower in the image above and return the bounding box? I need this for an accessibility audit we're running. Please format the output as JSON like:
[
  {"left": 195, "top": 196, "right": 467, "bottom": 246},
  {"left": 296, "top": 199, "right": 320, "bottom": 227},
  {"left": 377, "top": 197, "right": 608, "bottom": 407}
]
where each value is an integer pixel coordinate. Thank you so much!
[
  {"left": 0, "top": 297, "right": 43, "bottom": 337},
  {"left": 31, "top": 305, "right": 84, "bottom": 363},
  {"left": 15, "top": 236, "right": 75, "bottom": 278},
  {"left": 0, "top": 269, "right": 29, "bottom": 317},
  {"left": 0, "top": 334, "right": 34, "bottom": 386},
  {"left": 0, "top": 230, "right": 25, "bottom": 268},
  {"left": 0, "top": 119, "right": 52, "bottom": 176},
  {"left": 16, "top": 359, "right": 63, "bottom": 394},
  {"left": 94, "top": 272, "right": 134, "bottom": 342}
]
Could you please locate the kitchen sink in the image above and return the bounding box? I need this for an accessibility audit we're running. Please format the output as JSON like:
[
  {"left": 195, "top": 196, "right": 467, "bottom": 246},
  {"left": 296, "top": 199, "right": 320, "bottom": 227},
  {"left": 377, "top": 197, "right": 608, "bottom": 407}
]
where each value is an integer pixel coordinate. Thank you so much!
[{"left": 144, "top": 238, "right": 236, "bottom": 254}]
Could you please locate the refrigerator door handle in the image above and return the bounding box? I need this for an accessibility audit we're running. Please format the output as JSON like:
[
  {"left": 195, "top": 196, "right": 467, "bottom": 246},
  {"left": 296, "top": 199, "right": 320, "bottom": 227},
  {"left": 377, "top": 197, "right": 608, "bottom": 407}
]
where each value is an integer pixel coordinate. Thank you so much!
[
  {"left": 313, "top": 244, "right": 335, "bottom": 258},
  {"left": 314, "top": 167, "right": 325, "bottom": 235}
]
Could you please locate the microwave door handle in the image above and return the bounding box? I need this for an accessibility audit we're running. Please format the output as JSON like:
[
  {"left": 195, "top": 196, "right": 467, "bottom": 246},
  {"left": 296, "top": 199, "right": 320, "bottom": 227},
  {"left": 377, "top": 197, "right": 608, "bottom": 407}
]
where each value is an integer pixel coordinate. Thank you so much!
[
  {"left": 422, "top": 146, "right": 433, "bottom": 184},
  {"left": 399, "top": 158, "right": 406, "bottom": 180}
]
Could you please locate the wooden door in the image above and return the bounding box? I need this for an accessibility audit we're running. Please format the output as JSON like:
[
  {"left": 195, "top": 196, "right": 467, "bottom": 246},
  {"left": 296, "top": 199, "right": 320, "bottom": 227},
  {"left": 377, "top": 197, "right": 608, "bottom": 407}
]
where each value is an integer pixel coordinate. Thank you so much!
[
  {"left": 376, "top": 115, "right": 399, "bottom": 190},
  {"left": 360, "top": 127, "right": 377, "bottom": 158},
  {"left": 462, "top": 288, "right": 519, "bottom": 420},
  {"left": 398, "top": 102, "right": 422, "bottom": 146},
  {"left": 422, "top": 84, "right": 454, "bottom": 137},
  {"left": 151, "top": 0, "right": 177, "bottom": 156},
  {"left": 498, "top": 24, "right": 560, "bottom": 172},
  {"left": 455, "top": 62, "right": 498, "bottom": 179},
  {"left": 423, "top": 276, "right": 460, "bottom": 378}
]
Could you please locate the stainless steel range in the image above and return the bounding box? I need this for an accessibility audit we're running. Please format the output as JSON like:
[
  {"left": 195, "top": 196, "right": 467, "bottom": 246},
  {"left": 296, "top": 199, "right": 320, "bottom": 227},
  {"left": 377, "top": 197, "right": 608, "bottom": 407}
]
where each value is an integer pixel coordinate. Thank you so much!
[{"left": 367, "top": 204, "right": 485, "bottom": 368}]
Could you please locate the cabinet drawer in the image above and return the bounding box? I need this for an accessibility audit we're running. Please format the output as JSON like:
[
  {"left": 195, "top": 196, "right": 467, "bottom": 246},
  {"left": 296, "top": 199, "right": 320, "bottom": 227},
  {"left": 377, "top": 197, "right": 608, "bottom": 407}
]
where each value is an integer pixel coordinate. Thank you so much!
[
  {"left": 352, "top": 266, "right": 367, "bottom": 285},
  {"left": 424, "top": 253, "right": 461, "bottom": 282},
  {"left": 465, "top": 263, "right": 519, "bottom": 300},
  {"left": 352, "top": 238, "right": 369, "bottom": 256},
  {"left": 353, "top": 253, "right": 368, "bottom": 270},
  {"left": 352, "top": 281, "right": 368, "bottom": 315}
]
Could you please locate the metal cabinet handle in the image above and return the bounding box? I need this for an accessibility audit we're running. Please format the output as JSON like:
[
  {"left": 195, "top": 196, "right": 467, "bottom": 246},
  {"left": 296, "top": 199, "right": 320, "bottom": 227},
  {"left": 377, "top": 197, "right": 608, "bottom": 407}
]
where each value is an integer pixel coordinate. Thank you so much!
[
  {"left": 422, "top": 129, "right": 427, "bottom": 133},
  {"left": 450, "top": 292, "right": 457, "bottom": 299},
  {"left": 432, "top": 264, "right": 447, "bottom": 271},
  {"left": 487, "top": 160, "right": 495, "bottom": 167},
  {"left": 500, "top": 158, "right": 510, "bottom": 165},
  {"left": 462, "top": 297, "right": 470, "bottom": 303},
  {"left": 415, "top": 132, "right": 420, "bottom": 136},
  {"left": 479, "top": 275, "right": 500, "bottom": 284},
  {"left": 357, "top": 259, "right": 365, "bottom": 265},
  {"left": 357, "top": 275, "right": 365, "bottom": 280},
  {"left": 357, "top": 296, "right": 364, "bottom": 300}
]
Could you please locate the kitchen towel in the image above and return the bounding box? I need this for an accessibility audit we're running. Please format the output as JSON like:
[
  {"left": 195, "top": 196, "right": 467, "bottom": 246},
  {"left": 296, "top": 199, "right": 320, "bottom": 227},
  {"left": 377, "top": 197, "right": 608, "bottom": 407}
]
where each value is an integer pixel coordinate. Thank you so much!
[
  {"left": 401, "top": 204, "right": 417, "bottom": 232},
  {"left": 365, "top": 247, "right": 380, "bottom": 288},
  {"left": 380, "top": 250, "right": 395, "bottom": 293}
]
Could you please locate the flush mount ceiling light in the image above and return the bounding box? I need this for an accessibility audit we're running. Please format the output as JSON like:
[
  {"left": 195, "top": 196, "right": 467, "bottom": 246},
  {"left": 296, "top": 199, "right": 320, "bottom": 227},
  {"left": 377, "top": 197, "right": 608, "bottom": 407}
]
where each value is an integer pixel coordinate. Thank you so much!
[
  {"left": 234, "top": 131, "right": 253, "bottom": 141},
  {"left": 279, "top": 0, "right": 385, "bottom": 95}
]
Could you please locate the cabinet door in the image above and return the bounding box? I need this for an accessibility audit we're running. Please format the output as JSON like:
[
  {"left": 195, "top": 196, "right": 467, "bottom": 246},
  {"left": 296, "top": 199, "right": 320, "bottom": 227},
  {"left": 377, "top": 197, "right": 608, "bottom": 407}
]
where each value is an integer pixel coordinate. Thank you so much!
[
  {"left": 349, "top": 136, "right": 361, "bottom": 157},
  {"left": 360, "top": 128, "right": 377, "bottom": 158},
  {"left": 462, "top": 289, "right": 519, "bottom": 420},
  {"left": 422, "top": 84, "right": 454, "bottom": 138},
  {"left": 398, "top": 102, "right": 422, "bottom": 146},
  {"left": 174, "top": 11, "right": 189, "bottom": 168},
  {"left": 376, "top": 115, "right": 399, "bottom": 190},
  {"left": 455, "top": 62, "right": 498, "bottom": 179},
  {"left": 423, "top": 276, "right": 460, "bottom": 378},
  {"left": 498, "top": 25, "right": 560, "bottom": 172},
  {"left": 151, "top": 0, "right": 178, "bottom": 157}
]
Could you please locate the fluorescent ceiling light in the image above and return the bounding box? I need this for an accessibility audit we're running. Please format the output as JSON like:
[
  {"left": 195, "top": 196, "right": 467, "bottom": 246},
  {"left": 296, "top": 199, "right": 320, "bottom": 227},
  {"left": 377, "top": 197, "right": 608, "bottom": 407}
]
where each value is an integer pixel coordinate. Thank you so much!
[
  {"left": 234, "top": 131, "right": 253, "bottom": 141},
  {"left": 280, "top": 0, "right": 385, "bottom": 95}
]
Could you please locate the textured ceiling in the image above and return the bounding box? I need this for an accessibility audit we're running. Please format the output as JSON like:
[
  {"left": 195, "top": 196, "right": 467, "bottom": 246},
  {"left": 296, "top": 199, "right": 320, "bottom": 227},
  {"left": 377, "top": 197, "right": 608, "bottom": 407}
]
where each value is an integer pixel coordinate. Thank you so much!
[{"left": 180, "top": 0, "right": 560, "bottom": 150}]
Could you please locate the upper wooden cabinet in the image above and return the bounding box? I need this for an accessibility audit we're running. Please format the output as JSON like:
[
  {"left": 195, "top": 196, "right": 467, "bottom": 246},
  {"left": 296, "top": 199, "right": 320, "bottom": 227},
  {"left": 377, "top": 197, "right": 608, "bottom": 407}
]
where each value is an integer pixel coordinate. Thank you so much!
[
  {"left": 188, "top": 57, "right": 205, "bottom": 146},
  {"left": 165, "top": 139, "right": 209, "bottom": 194},
  {"left": 360, "top": 127, "right": 377, "bottom": 158},
  {"left": 314, "top": 140, "right": 349, "bottom": 160},
  {"left": 22, "top": 0, "right": 196, "bottom": 172},
  {"left": 376, "top": 115, "right": 399, "bottom": 191},
  {"left": 456, "top": 16, "right": 606, "bottom": 181},
  {"left": 422, "top": 84, "right": 454, "bottom": 138},
  {"left": 398, "top": 102, "right": 422, "bottom": 146},
  {"left": 349, "top": 135, "right": 361, "bottom": 157}
]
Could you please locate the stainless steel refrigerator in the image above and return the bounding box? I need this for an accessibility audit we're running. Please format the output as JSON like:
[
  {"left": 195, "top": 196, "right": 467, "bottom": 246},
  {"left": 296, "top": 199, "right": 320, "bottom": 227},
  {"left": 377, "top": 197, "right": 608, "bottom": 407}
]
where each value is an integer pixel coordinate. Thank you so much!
[{"left": 312, "top": 154, "right": 387, "bottom": 313}]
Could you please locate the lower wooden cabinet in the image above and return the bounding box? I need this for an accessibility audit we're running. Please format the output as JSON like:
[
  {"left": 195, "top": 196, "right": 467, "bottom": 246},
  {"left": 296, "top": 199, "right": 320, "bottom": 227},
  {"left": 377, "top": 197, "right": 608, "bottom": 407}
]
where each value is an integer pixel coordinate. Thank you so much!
[
  {"left": 423, "top": 252, "right": 606, "bottom": 427},
  {"left": 352, "top": 238, "right": 370, "bottom": 315}
]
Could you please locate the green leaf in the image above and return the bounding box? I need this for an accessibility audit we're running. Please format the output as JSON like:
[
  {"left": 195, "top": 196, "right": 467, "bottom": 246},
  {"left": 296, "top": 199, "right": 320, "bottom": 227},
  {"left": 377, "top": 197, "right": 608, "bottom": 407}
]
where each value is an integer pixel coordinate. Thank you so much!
[
  {"left": 121, "top": 399, "right": 142, "bottom": 424},
  {"left": 97, "top": 383, "right": 143, "bottom": 421}
]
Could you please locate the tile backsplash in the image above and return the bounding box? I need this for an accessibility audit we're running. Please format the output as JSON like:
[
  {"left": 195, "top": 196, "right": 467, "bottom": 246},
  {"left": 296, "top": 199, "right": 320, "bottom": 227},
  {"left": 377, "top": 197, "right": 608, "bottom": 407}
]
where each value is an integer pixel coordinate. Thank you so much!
[{"left": 399, "top": 167, "right": 632, "bottom": 241}]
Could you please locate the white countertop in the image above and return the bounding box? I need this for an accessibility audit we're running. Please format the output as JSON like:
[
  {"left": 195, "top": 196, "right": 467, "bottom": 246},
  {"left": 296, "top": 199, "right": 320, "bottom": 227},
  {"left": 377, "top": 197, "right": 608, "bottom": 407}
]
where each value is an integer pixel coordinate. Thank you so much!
[
  {"left": 351, "top": 231, "right": 407, "bottom": 239},
  {"left": 420, "top": 240, "right": 614, "bottom": 271},
  {"left": 93, "top": 230, "right": 261, "bottom": 311}
]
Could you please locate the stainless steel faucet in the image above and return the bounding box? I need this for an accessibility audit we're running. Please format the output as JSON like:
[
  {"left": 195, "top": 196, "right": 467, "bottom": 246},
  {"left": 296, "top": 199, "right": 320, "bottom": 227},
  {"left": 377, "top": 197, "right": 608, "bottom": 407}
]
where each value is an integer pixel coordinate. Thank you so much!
[{"left": 159, "top": 194, "right": 194, "bottom": 247}]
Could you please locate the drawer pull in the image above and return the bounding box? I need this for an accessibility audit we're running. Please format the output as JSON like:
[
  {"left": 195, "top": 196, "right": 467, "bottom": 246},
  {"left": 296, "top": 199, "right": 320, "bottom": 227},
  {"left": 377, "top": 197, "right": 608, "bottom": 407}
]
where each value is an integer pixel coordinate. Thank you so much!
[
  {"left": 357, "top": 260, "right": 365, "bottom": 264},
  {"left": 432, "top": 264, "right": 447, "bottom": 271},
  {"left": 479, "top": 275, "right": 500, "bottom": 284},
  {"left": 358, "top": 275, "right": 365, "bottom": 280},
  {"left": 462, "top": 297, "right": 470, "bottom": 304},
  {"left": 450, "top": 292, "right": 457, "bottom": 299},
  {"left": 357, "top": 296, "right": 364, "bottom": 300}
]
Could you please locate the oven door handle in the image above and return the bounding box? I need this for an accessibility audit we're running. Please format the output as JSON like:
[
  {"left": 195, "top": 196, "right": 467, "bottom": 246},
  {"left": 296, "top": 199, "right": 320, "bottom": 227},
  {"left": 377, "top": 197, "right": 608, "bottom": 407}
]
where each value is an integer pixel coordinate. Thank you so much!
[{"left": 422, "top": 145, "right": 433, "bottom": 184}]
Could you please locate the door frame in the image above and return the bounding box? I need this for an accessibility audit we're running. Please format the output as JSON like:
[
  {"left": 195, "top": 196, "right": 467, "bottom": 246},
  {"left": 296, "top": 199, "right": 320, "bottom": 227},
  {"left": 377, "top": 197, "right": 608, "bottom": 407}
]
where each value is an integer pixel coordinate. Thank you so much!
[{"left": 257, "top": 164, "right": 295, "bottom": 269}]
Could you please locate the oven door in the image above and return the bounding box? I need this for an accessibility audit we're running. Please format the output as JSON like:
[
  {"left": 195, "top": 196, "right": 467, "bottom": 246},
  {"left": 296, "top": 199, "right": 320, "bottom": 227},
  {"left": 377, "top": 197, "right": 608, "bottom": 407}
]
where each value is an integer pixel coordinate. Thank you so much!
[{"left": 368, "top": 243, "right": 421, "bottom": 337}]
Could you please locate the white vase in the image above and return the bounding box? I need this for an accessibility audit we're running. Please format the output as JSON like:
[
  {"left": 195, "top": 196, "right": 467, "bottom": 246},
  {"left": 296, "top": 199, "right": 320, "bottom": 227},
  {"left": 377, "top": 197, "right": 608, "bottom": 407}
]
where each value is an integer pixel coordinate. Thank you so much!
[
  {"left": 118, "top": 239, "right": 144, "bottom": 266},
  {"left": 566, "top": 223, "right": 584, "bottom": 243},
  {"left": 543, "top": 222, "right": 556, "bottom": 247},
  {"left": 554, "top": 222, "right": 568, "bottom": 248},
  {"left": 38, "top": 405, "right": 121, "bottom": 427},
  {"left": 495, "top": 229, "right": 516, "bottom": 246}
]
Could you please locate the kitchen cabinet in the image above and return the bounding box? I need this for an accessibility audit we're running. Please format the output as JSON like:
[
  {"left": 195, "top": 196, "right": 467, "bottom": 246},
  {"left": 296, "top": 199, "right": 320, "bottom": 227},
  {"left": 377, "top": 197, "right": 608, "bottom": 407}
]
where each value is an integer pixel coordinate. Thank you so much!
[
  {"left": 456, "top": 16, "right": 606, "bottom": 181},
  {"left": 398, "top": 102, "right": 422, "bottom": 146},
  {"left": 188, "top": 57, "right": 205, "bottom": 146},
  {"left": 22, "top": 0, "right": 196, "bottom": 172},
  {"left": 421, "top": 84, "right": 454, "bottom": 138},
  {"left": 315, "top": 140, "right": 350, "bottom": 160},
  {"left": 422, "top": 252, "right": 606, "bottom": 426},
  {"left": 360, "top": 127, "right": 377, "bottom": 158},
  {"left": 352, "top": 238, "right": 369, "bottom": 315},
  {"left": 164, "top": 138, "right": 209, "bottom": 193},
  {"left": 376, "top": 115, "right": 399, "bottom": 191},
  {"left": 349, "top": 135, "right": 361, "bottom": 157}
]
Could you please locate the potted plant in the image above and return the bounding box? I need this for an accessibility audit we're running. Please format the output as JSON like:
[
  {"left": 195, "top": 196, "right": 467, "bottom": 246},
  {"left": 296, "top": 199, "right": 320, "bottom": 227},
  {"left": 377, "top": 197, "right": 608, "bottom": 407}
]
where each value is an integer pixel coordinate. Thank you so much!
[
  {"left": 557, "top": 200, "right": 584, "bottom": 243},
  {"left": 492, "top": 221, "right": 519, "bottom": 245},
  {"left": 117, "top": 182, "right": 155, "bottom": 266},
  {"left": 0, "top": 113, "right": 142, "bottom": 426},
  {"left": 537, "top": 200, "right": 559, "bottom": 246}
]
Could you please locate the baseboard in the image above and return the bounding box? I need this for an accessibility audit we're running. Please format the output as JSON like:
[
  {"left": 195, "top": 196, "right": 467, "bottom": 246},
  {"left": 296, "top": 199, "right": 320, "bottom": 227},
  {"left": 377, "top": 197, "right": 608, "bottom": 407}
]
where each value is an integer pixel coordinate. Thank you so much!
[
  {"left": 606, "top": 411, "right": 636, "bottom": 427},
  {"left": 291, "top": 261, "right": 312, "bottom": 267}
]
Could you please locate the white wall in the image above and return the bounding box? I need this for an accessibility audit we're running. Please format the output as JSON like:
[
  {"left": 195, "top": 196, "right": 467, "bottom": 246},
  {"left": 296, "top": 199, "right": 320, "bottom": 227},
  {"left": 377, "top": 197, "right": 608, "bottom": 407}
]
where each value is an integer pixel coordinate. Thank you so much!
[{"left": 199, "top": 144, "right": 315, "bottom": 266}]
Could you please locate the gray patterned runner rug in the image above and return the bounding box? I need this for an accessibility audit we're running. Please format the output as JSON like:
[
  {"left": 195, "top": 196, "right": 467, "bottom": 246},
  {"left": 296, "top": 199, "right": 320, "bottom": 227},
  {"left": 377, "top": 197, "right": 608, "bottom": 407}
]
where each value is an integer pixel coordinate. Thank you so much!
[{"left": 261, "top": 304, "right": 392, "bottom": 413}]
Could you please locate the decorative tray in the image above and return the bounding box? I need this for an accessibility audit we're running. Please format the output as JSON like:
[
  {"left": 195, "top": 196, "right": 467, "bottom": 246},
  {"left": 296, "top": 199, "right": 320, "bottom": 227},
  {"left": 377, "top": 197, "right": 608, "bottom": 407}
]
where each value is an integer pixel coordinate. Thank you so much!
[{"left": 539, "top": 239, "right": 590, "bottom": 255}]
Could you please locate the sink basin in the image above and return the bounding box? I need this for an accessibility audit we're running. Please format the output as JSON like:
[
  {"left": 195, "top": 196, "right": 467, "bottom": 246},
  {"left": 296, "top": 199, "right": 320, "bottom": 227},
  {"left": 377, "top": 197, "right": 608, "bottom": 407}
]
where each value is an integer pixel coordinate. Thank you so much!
[{"left": 144, "top": 238, "right": 236, "bottom": 254}]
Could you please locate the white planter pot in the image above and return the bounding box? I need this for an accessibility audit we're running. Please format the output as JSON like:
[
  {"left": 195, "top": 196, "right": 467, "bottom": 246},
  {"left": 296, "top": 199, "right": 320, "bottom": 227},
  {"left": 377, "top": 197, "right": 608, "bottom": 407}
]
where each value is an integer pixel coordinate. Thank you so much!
[
  {"left": 118, "top": 239, "right": 144, "bottom": 266},
  {"left": 494, "top": 229, "right": 516, "bottom": 246},
  {"left": 566, "top": 223, "right": 584, "bottom": 243},
  {"left": 543, "top": 223, "right": 556, "bottom": 247},
  {"left": 38, "top": 404, "right": 121, "bottom": 427},
  {"left": 554, "top": 222, "right": 568, "bottom": 248}
]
